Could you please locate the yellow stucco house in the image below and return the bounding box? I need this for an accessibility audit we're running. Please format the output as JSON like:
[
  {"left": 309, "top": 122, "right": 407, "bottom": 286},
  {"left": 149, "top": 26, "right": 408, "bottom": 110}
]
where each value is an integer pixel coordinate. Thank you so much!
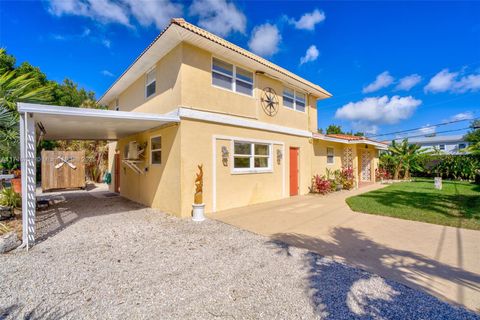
[{"left": 99, "top": 18, "right": 387, "bottom": 218}]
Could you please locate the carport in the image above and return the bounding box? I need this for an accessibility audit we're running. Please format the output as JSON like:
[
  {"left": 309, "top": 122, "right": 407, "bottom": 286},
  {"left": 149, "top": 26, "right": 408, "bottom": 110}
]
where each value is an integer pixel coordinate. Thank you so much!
[{"left": 17, "top": 102, "right": 180, "bottom": 249}]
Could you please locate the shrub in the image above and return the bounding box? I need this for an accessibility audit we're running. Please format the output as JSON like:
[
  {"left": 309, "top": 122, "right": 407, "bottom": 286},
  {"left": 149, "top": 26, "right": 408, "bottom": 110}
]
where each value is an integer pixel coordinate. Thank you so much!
[
  {"left": 311, "top": 175, "right": 332, "bottom": 194},
  {"left": 375, "top": 168, "right": 392, "bottom": 181},
  {"left": 0, "top": 187, "right": 21, "bottom": 208},
  {"left": 340, "top": 167, "right": 355, "bottom": 190},
  {"left": 410, "top": 154, "right": 480, "bottom": 180}
]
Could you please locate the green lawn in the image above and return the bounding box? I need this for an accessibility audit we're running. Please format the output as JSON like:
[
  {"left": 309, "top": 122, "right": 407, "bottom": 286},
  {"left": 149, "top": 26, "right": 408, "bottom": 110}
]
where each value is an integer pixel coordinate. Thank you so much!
[{"left": 346, "top": 179, "right": 480, "bottom": 230}]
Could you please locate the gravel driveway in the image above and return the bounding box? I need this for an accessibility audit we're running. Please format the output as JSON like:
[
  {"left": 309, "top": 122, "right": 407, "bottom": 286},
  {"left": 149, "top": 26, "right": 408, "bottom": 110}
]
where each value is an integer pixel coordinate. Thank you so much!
[{"left": 0, "top": 191, "right": 478, "bottom": 319}]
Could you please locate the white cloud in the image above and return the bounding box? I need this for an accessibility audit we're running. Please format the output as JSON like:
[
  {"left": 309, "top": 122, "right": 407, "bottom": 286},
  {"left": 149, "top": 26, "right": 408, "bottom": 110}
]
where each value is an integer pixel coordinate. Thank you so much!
[
  {"left": 189, "top": 0, "right": 246, "bottom": 37},
  {"left": 49, "top": 0, "right": 130, "bottom": 26},
  {"left": 395, "top": 74, "right": 422, "bottom": 91},
  {"left": 248, "top": 23, "right": 281, "bottom": 57},
  {"left": 450, "top": 112, "right": 474, "bottom": 121},
  {"left": 362, "top": 71, "right": 394, "bottom": 93},
  {"left": 124, "top": 0, "right": 182, "bottom": 30},
  {"left": 424, "top": 69, "right": 480, "bottom": 93},
  {"left": 102, "top": 39, "right": 111, "bottom": 48},
  {"left": 101, "top": 70, "right": 114, "bottom": 77},
  {"left": 48, "top": 0, "right": 181, "bottom": 30},
  {"left": 418, "top": 124, "right": 436, "bottom": 135},
  {"left": 300, "top": 45, "right": 319, "bottom": 65},
  {"left": 335, "top": 96, "right": 422, "bottom": 130},
  {"left": 424, "top": 69, "right": 458, "bottom": 93},
  {"left": 289, "top": 9, "right": 325, "bottom": 31}
]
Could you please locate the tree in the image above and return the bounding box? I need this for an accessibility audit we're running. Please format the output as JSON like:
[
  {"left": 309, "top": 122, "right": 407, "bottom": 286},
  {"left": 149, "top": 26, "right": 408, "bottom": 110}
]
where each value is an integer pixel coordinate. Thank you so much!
[
  {"left": 464, "top": 120, "right": 480, "bottom": 155},
  {"left": 326, "top": 124, "right": 343, "bottom": 134},
  {"left": 388, "top": 139, "right": 428, "bottom": 180},
  {"left": 0, "top": 49, "right": 15, "bottom": 71},
  {"left": 52, "top": 79, "right": 96, "bottom": 107},
  {"left": 0, "top": 108, "right": 19, "bottom": 159}
]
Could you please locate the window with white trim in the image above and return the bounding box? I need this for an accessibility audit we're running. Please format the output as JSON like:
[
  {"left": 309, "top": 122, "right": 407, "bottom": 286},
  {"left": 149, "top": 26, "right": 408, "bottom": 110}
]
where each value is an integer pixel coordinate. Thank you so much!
[
  {"left": 212, "top": 58, "right": 253, "bottom": 96},
  {"left": 233, "top": 141, "right": 271, "bottom": 172},
  {"left": 458, "top": 143, "right": 466, "bottom": 150},
  {"left": 283, "top": 87, "right": 306, "bottom": 112},
  {"left": 151, "top": 136, "right": 161, "bottom": 165},
  {"left": 327, "top": 147, "right": 334, "bottom": 164},
  {"left": 145, "top": 68, "right": 156, "bottom": 98},
  {"left": 439, "top": 144, "right": 445, "bottom": 151}
]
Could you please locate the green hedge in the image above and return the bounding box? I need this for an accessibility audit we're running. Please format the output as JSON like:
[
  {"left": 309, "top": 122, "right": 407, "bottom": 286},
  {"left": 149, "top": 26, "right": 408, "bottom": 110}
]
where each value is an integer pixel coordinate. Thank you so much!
[{"left": 411, "top": 154, "right": 480, "bottom": 181}]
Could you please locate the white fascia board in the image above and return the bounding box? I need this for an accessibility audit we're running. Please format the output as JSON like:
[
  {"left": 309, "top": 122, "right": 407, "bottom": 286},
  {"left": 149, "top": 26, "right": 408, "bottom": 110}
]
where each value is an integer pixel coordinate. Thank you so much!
[
  {"left": 314, "top": 134, "right": 388, "bottom": 150},
  {"left": 17, "top": 103, "right": 180, "bottom": 122},
  {"left": 177, "top": 107, "right": 313, "bottom": 138}
]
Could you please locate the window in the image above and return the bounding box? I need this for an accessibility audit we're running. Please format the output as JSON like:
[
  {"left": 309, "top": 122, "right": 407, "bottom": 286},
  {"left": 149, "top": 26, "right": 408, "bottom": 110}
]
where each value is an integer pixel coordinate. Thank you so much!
[
  {"left": 439, "top": 144, "right": 445, "bottom": 151},
  {"left": 212, "top": 58, "right": 253, "bottom": 96},
  {"left": 150, "top": 136, "right": 161, "bottom": 165},
  {"left": 327, "top": 147, "right": 334, "bottom": 164},
  {"left": 458, "top": 143, "right": 466, "bottom": 150},
  {"left": 283, "top": 88, "right": 306, "bottom": 112},
  {"left": 145, "top": 68, "right": 156, "bottom": 98},
  {"left": 233, "top": 141, "right": 271, "bottom": 172},
  {"left": 115, "top": 98, "right": 119, "bottom": 111}
]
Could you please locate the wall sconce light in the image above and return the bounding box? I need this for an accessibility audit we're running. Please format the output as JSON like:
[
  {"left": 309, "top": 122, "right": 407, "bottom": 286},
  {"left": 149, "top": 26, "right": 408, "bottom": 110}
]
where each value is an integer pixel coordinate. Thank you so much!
[
  {"left": 365, "top": 144, "right": 368, "bottom": 149},
  {"left": 221, "top": 146, "right": 229, "bottom": 166},
  {"left": 276, "top": 149, "right": 283, "bottom": 165}
]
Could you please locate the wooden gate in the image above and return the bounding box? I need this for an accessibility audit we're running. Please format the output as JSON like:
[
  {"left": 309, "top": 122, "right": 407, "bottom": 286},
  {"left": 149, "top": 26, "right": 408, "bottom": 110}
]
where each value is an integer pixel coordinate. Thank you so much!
[{"left": 41, "top": 150, "right": 86, "bottom": 191}]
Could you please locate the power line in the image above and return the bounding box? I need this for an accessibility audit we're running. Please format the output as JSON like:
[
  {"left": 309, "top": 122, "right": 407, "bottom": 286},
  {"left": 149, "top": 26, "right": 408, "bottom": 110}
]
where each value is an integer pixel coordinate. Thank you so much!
[
  {"left": 381, "top": 127, "right": 471, "bottom": 142},
  {"left": 367, "top": 116, "right": 479, "bottom": 139}
]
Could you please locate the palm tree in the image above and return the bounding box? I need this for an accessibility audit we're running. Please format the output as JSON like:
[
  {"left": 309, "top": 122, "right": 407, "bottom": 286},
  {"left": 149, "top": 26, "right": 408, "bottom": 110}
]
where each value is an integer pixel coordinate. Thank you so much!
[
  {"left": 0, "top": 68, "right": 52, "bottom": 159},
  {"left": 388, "top": 139, "right": 428, "bottom": 180},
  {"left": 0, "top": 69, "right": 52, "bottom": 112}
]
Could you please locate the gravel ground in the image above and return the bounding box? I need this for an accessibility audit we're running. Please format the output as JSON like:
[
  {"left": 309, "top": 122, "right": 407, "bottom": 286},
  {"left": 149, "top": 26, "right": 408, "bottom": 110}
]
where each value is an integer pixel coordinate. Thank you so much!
[{"left": 0, "top": 191, "right": 478, "bottom": 319}]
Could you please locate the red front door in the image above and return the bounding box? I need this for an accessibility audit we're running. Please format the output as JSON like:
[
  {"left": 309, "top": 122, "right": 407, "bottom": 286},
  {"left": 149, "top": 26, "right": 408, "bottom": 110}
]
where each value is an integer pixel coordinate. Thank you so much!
[{"left": 289, "top": 147, "right": 299, "bottom": 196}]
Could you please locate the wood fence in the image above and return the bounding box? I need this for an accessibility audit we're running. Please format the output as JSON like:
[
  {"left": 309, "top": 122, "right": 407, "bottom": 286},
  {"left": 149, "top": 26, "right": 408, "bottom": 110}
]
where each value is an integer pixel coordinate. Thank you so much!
[{"left": 41, "top": 150, "right": 86, "bottom": 191}]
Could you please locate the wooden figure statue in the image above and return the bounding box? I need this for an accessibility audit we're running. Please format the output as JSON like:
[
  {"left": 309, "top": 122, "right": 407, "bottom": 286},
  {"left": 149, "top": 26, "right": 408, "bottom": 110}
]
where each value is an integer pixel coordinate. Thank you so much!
[{"left": 194, "top": 164, "right": 203, "bottom": 204}]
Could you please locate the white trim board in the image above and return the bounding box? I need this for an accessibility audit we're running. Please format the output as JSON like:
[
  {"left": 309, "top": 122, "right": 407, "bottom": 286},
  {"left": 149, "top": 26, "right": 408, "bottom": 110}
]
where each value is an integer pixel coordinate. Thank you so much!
[
  {"left": 17, "top": 103, "right": 180, "bottom": 122},
  {"left": 178, "top": 107, "right": 312, "bottom": 138}
]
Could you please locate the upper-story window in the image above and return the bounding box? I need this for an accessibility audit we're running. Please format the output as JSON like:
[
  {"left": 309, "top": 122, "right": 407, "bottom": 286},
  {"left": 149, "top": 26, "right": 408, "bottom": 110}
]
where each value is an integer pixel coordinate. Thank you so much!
[
  {"left": 439, "top": 144, "right": 446, "bottom": 151},
  {"left": 212, "top": 58, "right": 253, "bottom": 96},
  {"left": 458, "top": 143, "right": 466, "bottom": 150},
  {"left": 283, "top": 88, "right": 306, "bottom": 112},
  {"left": 145, "top": 68, "right": 156, "bottom": 98}
]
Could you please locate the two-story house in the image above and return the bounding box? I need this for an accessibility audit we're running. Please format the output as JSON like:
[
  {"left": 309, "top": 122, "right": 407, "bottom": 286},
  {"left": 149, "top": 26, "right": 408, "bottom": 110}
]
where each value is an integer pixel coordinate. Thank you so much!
[{"left": 97, "top": 19, "right": 387, "bottom": 218}]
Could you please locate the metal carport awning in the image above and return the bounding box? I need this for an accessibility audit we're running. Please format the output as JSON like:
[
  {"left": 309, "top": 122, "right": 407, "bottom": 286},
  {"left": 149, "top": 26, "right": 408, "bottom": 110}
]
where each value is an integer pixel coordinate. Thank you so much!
[{"left": 17, "top": 103, "right": 180, "bottom": 249}]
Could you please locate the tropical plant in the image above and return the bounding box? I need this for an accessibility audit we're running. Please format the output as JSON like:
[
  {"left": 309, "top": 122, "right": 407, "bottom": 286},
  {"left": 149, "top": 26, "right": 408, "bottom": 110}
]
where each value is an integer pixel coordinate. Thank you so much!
[
  {"left": 464, "top": 120, "right": 480, "bottom": 155},
  {"left": 0, "top": 69, "right": 52, "bottom": 112},
  {"left": 388, "top": 139, "right": 429, "bottom": 180},
  {"left": 0, "top": 108, "right": 20, "bottom": 159},
  {"left": 311, "top": 175, "right": 332, "bottom": 194},
  {"left": 340, "top": 167, "right": 355, "bottom": 189},
  {"left": 0, "top": 187, "right": 21, "bottom": 208}
]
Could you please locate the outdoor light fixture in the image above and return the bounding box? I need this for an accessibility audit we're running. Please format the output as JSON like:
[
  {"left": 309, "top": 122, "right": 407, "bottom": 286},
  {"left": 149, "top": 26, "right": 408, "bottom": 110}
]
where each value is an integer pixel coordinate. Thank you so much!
[
  {"left": 221, "top": 146, "right": 229, "bottom": 166},
  {"left": 277, "top": 149, "right": 283, "bottom": 164}
]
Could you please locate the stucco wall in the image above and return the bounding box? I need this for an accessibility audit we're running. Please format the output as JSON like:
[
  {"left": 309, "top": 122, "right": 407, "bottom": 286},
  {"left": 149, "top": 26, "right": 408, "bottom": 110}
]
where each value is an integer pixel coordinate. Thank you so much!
[
  {"left": 116, "top": 124, "right": 181, "bottom": 215},
  {"left": 179, "top": 119, "right": 315, "bottom": 217},
  {"left": 107, "top": 44, "right": 183, "bottom": 114}
]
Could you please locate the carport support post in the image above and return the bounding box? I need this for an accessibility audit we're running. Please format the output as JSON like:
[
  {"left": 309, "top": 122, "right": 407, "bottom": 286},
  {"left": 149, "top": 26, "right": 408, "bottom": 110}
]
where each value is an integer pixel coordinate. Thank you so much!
[{"left": 20, "top": 111, "right": 36, "bottom": 249}]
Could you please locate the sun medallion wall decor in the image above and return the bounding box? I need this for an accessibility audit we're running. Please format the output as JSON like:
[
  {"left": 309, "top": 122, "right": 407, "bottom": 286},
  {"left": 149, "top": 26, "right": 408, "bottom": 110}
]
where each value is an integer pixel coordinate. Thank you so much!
[{"left": 260, "top": 87, "right": 279, "bottom": 116}]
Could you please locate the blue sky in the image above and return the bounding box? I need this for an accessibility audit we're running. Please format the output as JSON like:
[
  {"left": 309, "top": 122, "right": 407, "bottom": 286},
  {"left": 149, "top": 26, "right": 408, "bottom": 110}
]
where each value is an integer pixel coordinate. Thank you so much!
[{"left": 1, "top": 0, "right": 479, "bottom": 139}]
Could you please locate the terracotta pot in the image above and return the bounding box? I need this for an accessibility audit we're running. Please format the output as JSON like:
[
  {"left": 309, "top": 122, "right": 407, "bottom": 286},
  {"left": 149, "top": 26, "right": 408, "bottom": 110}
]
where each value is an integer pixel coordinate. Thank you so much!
[{"left": 11, "top": 178, "right": 21, "bottom": 194}]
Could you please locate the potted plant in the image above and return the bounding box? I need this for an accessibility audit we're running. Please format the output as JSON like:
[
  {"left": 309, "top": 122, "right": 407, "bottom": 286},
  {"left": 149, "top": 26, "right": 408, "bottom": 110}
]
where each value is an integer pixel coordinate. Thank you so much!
[
  {"left": 10, "top": 169, "right": 21, "bottom": 194},
  {"left": 192, "top": 164, "right": 205, "bottom": 222}
]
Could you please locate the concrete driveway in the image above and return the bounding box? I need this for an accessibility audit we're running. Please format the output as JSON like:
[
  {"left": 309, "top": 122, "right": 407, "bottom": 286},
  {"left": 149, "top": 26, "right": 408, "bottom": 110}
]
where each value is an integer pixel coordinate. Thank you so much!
[{"left": 212, "top": 184, "right": 480, "bottom": 312}]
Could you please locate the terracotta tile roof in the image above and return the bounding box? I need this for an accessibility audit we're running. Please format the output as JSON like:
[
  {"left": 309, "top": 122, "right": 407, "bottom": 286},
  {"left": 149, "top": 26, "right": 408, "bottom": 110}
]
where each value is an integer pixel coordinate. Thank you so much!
[
  {"left": 170, "top": 18, "right": 331, "bottom": 98},
  {"left": 325, "top": 134, "right": 388, "bottom": 145},
  {"left": 326, "top": 134, "right": 364, "bottom": 141}
]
